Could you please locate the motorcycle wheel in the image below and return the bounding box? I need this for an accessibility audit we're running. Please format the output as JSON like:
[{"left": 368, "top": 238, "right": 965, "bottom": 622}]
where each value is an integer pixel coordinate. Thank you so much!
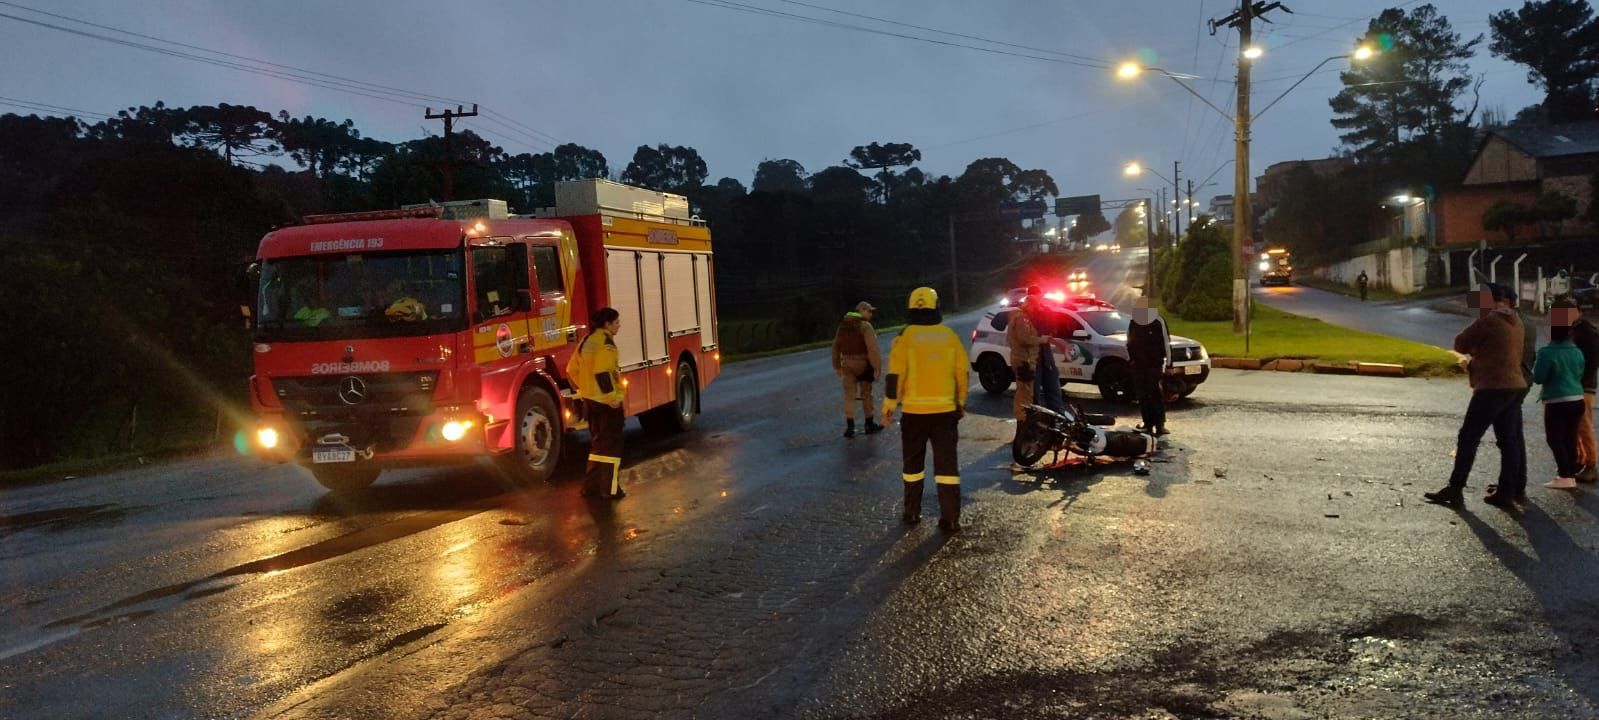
[{"left": 1012, "top": 414, "right": 1054, "bottom": 467}]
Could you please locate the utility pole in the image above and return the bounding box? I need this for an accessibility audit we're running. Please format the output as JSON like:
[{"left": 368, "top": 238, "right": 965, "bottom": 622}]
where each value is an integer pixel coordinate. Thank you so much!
[
  {"left": 1187, "top": 179, "right": 1196, "bottom": 226},
  {"left": 1145, "top": 198, "right": 1155, "bottom": 297},
  {"left": 1212, "top": 1, "right": 1284, "bottom": 334},
  {"left": 425, "top": 104, "right": 478, "bottom": 201},
  {"left": 1172, "top": 160, "right": 1182, "bottom": 241}
]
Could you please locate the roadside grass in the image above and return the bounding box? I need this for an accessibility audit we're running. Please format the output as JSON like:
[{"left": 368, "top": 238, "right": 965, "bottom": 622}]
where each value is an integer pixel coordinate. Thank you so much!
[
  {"left": 1293, "top": 276, "right": 1461, "bottom": 304},
  {"left": 1166, "top": 304, "right": 1462, "bottom": 377},
  {"left": 0, "top": 440, "right": 223, "bottom": 487}
]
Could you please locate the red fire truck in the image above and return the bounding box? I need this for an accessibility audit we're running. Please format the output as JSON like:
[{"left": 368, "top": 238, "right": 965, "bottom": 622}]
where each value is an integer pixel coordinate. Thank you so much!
[{"left": 247, "top": 180, "right": 720, "bottom": 492}]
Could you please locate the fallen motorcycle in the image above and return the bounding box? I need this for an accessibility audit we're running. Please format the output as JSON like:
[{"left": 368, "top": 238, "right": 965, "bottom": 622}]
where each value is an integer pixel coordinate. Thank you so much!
[{"left": 1012, "top": 402, "right": 1156, "bottom": 468}]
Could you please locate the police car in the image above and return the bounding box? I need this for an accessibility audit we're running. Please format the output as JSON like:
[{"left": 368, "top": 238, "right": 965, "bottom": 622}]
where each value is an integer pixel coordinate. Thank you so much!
[{"left": 968, "top": 299, "right": 1211, "bottom": 403}]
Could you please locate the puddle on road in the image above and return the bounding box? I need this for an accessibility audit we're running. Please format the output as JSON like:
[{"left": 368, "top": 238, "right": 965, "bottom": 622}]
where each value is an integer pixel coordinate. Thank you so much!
[
  {"left": 2, "top": 503, "right": 494, "bottom": 661},
  {"left": 0, "top": 504, "right": 143, "bottom": 538}
]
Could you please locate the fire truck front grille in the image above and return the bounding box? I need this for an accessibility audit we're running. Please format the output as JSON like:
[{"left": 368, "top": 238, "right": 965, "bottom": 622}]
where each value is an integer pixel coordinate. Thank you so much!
[{"left": 272, "top": 372, "right": 439, "bottom": 417}]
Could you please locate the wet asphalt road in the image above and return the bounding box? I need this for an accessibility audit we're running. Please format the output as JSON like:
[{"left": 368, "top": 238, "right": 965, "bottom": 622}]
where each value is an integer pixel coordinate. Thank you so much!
[
  {"left": 1253, "top": 282, "right": 1466, "bottom": 350},
  {"left": 3, "top": 251, "right": 1598, "bottom": 719}
]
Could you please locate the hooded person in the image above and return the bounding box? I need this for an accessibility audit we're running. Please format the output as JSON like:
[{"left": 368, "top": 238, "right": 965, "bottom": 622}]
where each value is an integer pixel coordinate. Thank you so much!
[{"left": 1127, "top": 297, "right": 1172, "bottom": 435}]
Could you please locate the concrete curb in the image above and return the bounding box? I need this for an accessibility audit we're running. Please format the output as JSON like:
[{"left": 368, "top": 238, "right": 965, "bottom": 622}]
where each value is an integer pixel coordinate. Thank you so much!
[{"left": 1212, "top": 357, "right": 1409, "bottom": 377}]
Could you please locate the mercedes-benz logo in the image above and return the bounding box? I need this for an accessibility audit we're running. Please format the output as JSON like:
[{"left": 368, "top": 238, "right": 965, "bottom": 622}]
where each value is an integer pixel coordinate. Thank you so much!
[{"left": 338, "top": 376, "right": 368, "bottom": 405}]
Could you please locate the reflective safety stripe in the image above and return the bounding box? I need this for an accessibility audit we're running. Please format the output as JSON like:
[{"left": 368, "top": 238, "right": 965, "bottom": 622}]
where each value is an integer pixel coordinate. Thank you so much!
[
  {"left": 902, "top": 472, "right": 925, "bottom": 483},
  {"left": 587, "top": 454, "right": 622, "bottom": 494},
  {"left": 934, "top": 474, "right": 961, "bottom": 485}
]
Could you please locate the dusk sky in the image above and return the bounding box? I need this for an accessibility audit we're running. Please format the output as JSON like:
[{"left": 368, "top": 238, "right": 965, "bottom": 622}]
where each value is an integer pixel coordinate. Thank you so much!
[{"left": 0, "top": 0, "right": 1546, "bottom": 209}]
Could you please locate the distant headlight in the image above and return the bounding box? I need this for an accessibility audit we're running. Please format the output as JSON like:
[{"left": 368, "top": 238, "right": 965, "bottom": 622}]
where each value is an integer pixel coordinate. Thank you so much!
[{"left": 256, "top": 427, "right": 280, "bottom": 449}]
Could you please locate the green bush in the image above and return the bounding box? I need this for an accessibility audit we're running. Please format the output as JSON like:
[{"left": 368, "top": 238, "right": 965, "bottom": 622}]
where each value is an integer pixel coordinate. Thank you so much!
[
  {"left": 1161, "top": 221, "right": 1231, "bottom": 316},
  {"left": 1178, "top": 254, "right": 1234, "bottom": 320}
]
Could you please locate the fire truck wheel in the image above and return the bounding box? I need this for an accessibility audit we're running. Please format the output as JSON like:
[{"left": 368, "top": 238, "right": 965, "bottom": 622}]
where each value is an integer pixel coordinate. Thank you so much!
[
  {"left": 311, "top": 465, "right": 380, "bottom": 494},
  {"left": 499, "top": 387, "right": 562, "bottom": 484},
  {"left": 641, "top": 361, "right": 698, "bottom": 434}
]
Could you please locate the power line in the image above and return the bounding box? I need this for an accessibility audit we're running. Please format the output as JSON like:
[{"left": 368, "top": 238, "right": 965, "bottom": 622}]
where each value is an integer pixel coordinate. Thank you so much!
[
  {"left": 772, "top": 0, "right": 1111, "bottom": 66},
  {"left": 1272, "top": 0, "right": 1424, "bottom": 52},
  {"left": 679, "top": 0, "right": 1112, "bottom": 70},
  {"left": 0, "top": 96, "right": 111, "bottom": 119},
  {"left": 0, "top": 1, "right": 471, "bottom": 108},
  {"left": 0, "top": 2, "right": 566, "bottom": 147}
]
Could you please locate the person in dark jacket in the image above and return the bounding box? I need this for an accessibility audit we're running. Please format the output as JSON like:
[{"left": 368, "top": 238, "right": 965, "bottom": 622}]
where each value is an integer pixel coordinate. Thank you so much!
[
  {"left": 1127, "top": 298, "right": 1172, "bottom": 435},
  {"left": 1491, "top": 283, "right": 1536, "bottom": 505},
  {"left": 1425, "top": 285, "right": 1528, "bottom": 508},
  {"left": 1357, "top": 270, "right": 1369, "bottom": 301},
  {"left": 1535, "top": 317, "right": 1587, "bottom": 489},
  {"left": 1554, "top": 300, "right": 1599, "bottom": 482}
]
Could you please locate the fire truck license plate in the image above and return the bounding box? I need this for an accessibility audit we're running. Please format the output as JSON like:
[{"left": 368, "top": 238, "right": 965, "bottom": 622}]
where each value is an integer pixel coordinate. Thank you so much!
[{"left": 313, "top": 448, "right": 356, "bottom": 464}]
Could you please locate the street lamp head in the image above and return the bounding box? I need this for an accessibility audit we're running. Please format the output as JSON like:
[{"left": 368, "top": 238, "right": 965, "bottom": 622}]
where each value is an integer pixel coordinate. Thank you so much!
[
  {"left": 1353, "top": 45, "right": 1376, "bottom": 61},
  {"left": 1242, "top": 46, "right": 1264, "bottom": 60},
  {"left": 1123, "top": 162, "right": 1142, "bottom": 176},
  {"left": 1116, "top": 62, "right": 1142, "bottom": 79},
  {"left": 1393, "top": 194, "right": 1412, "bottom": 204}
]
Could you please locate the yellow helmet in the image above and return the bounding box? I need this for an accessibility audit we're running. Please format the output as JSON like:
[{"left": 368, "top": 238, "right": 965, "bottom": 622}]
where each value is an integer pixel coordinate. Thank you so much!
[{"left": 907, "top": 286, "right": 939, "bottom": 310}]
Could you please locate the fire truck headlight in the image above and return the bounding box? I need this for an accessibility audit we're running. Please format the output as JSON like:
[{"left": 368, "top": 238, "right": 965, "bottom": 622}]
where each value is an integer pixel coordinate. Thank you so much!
[
  {"left": 256, "top": 427, "right": 280, "bottom": 449},
  {"left": 441, "top": 420, "right": 472, "bottom": 442}
]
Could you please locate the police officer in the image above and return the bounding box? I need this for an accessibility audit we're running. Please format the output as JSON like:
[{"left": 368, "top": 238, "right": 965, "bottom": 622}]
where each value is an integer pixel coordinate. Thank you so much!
[
  {"left": 1006, "top": 286, "right": 1044, "bottom": 422},
  {"left": 831, "top": 300, "right": 884, "bottom": 438},
  {"left": 883, "top": 287, "right": 969, "bottom": 533},
  {"left": 568, "top": 307, "right": 627, "bottom": 499}
]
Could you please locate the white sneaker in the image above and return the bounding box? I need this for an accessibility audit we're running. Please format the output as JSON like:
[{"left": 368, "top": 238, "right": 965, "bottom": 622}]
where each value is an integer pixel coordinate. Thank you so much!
[{"left": 1545, "top": 477, "right": 1579, "bottom": 489}]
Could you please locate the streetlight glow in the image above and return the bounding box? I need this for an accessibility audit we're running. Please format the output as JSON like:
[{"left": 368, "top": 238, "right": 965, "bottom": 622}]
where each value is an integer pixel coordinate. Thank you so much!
[
  {"left": 1123, "top": 162, "right": 1142, "bottom": 176},
  {"left": 1353, "top": 44, "right": 1376, "bottom": 61},
  {"left": 1116, "top": 61, "right": 1142, "bottom": 79},
  {"left": 1242, "top": 46, "right": 1264, "bottom": 60},
  {"left": 1393, "top": 194, "right": 1412, "bottom": 204}
]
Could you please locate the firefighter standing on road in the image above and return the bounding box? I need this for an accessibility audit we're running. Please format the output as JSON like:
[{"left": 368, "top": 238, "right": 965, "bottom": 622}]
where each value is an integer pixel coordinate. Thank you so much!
[
  {"left": 1006, "top": 286, "right": 1045, "bottom": 423},
  {"left": 832, "top": 301, "right": 884, "bottom": 438},
  {"left": 883, "top": 287, "right": 969, "bottom": 533},
  {"left": 568, "top": 307, "right": 627, "bottom": 500}
]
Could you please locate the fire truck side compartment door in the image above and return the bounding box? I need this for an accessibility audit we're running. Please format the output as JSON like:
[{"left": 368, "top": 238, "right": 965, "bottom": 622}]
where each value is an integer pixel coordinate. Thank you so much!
[{"left": 605, "top": 249, "right": 645, "bottom": 368}]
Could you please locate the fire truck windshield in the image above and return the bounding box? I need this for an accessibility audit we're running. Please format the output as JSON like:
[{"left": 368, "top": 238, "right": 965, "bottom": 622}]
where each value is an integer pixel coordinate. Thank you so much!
[{"left": 255, "top": 249, "right": 467, "bottom": 341}]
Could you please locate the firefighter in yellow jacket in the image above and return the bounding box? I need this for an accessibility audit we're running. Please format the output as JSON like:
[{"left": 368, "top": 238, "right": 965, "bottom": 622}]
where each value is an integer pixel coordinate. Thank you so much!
[
  {"left": 883, "top": 287, "right": 970, "bottom": 532},
  {"left": 567, "top": 307, "right": 627, "bottom": 499}
]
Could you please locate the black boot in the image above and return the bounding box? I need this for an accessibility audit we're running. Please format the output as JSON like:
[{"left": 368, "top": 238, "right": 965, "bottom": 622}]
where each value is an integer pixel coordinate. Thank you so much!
[
  {"left": 1423, "top": 485, "right": 1464, "bottom": 506},
  {"left": 902, "top": 480, "right": 923, "bottom": 524},
  {"left": 863, "top": 418, "right": 885, "bottom": 435},
  {"left": 936, "top": 484, "right": 962, "bottom": 533},
  {"left": 843, "top": 419, "right": 856, "bottom": 439}
]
